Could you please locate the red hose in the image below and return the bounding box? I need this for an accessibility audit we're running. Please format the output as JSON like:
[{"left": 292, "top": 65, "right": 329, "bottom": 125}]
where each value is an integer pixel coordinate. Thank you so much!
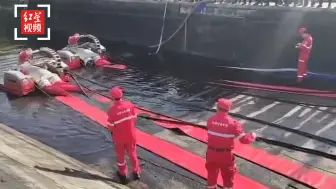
[{"left": 43, "top": 84, "right": 69, "bottom": 96}]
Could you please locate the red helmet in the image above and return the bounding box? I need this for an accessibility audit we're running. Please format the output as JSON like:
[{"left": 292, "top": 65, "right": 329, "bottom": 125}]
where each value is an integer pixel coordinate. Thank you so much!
[
  {"left": 110, "top": 86, "right": 123, "bottom": 99},
  {"left": 68, "top": 33, "right": 80, "bottom": 45},
  {"left": 217, "top": 98, "right": 232, "bottom": 111},
  {"left": 18, "top": 48, "right": 33, "bottom": 64},
  {"left": 298, "top": 28, "right": 307, "bottom": 34}
]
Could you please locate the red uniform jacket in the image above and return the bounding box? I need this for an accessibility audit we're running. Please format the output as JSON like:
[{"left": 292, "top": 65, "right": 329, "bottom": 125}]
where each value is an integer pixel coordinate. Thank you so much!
[
  {"left": 107, "top": 100, "right": 137, "bottom": 143},
  {"left": 299, "top": 34, "right": 313, "bottom": 58},
  {"left": 207, "top": 112, "right": 255, "bottom": 150}
]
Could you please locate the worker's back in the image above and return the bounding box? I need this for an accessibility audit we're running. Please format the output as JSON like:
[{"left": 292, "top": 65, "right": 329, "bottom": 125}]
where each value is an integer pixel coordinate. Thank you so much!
[{"left": 107, "top": 100, "right": 137, "bottom": 144}]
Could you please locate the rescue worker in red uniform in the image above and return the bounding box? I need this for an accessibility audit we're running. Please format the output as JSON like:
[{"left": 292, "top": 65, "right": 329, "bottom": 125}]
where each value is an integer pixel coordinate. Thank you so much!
[
  {"left": 206, "top": 98, "right": 256, "bottom": 189},
  {"left": 295, "top": 28, "right": 313, "bottom": 82},
  {"left": 106, "top": 86, "right": 140, "bottom": 183},
  {"left": 68, "top": 33, "right": 80, "bottom": 45},
  {"left": 18, "top": 48, "right": 33, "bottom": 64}
]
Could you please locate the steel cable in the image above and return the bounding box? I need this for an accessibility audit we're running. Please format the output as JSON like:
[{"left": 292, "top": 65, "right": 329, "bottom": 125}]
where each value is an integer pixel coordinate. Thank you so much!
[
  {"left": 74, "top": 79, "right": 336, "bottom": 186},
  {"left": 70, "top": 72, "right": 336, "bottom": 147}
]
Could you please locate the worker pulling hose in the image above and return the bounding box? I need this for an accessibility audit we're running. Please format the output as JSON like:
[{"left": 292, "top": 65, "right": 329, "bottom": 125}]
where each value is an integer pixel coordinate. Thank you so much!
[
  {"left": 74, "top": 85, "right": 336, "bottom": 189},
  {"left": 68, "top": 74, "right": 336, "bottom": 162},
  {"left": 69, "top": 72, "right": 336, "bottom": 146},
  {"left": 36, "top": 73, "right": 336, "bottom": 188},
  {"left": 67, "top": 72, "right": 91, "bottom": 99},
  {"left": 33, "top": 83, "right": 207, "bottom": 187}
]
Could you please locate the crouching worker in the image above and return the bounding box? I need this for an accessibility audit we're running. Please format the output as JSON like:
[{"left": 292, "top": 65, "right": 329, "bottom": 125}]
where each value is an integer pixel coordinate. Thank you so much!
[
  {"left": 106, "top": 86, "right": 140, "bottom": 183},
  {"left": 206, "top": 98, "right": 257, "bottom": 189}
]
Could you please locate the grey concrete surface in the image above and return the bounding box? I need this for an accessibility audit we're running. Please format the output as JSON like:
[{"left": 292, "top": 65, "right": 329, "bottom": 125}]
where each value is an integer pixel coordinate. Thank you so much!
[{"left": 0, "top": 123, "right": 129, "bottom": 189}]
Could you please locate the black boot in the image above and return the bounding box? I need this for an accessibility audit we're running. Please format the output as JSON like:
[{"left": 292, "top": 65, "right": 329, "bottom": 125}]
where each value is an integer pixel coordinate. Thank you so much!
[
  {"left": 117, "top": 172, "right": 128, "bottom": 184},
  {"left": 133, "top": 172, "right": 140, "bottom": 180}
]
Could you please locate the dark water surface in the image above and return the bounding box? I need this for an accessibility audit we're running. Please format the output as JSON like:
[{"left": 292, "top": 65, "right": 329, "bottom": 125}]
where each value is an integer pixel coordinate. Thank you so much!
[
  {"left": 0, "top": 43, "right": 207, "bottom": 188},
  {"left": 1, "top": 33, "right": 336, "bottom": 189}
]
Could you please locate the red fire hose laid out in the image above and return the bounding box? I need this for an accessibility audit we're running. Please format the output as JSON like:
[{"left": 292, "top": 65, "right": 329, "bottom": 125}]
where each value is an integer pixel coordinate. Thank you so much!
[
  {"left": 89, "top": 92, "right": 336, "bottom": 189},
  {"left": 209, "top": 80, "right": 336, "bottom": 98},
  {"left": 55, "top": 95, "right": 268, "bottom": 189},
  {"left": 31, "top": 72, "right": 336, "bottom": 189}
]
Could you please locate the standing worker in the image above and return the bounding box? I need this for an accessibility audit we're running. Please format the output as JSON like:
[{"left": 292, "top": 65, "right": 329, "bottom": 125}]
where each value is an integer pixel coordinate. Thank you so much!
[
  {"left": 206, "top": 98, "right": 256, "bottom": 189},
  {"left": 295, "top": 28, "right": 313, "bottom": 82},
  {"left": 106, "top": 86, "right": 140, "bottom": 183}
]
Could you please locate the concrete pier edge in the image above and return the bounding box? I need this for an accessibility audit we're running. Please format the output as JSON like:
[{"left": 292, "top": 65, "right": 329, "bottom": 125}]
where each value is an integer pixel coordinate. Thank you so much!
[{"left": 0, "top": 123, "right": 130, "bottom": 189}]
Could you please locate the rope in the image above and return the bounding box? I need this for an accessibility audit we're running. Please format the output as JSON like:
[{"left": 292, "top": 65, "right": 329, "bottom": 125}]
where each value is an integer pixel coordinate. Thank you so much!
[
  {"left": 31, "top": 73, "right": 336, "bottom": 186},
  {"left": 68, "top": 73, "right": 91, "bottom": 99},
  {"left": 149, "top": 1, "right": 169, "bottom": 55},
  {"left": 34, "top": 83, "right": 52, "bottom": 98},
  {"left": 148, "top": 1, "right": 210, "bottom": 49},
  {"left": 208, "top": 82, "right": 336, "bottom": 110},
  {"left": 216, "top": 66, "right": 336, "bottom": 80},
  {"left": 69, "top": 66, "right": 336, "bottom": 111},
  {"left": 223, "top": 88, "right": 336, "bottom": 110},
  {"left": 137, "top": 111, "right": 336, "bottom": 148},
  {"left": 69, "top": 72, "right": 336, "bottom": 145},
  {"left": 256, "top": 138, "right": 336, "bottom": 176},
  {"left": 72, "top": 79, "right": 336, "bottom": 178},
  {"left": 216, "top": 80, "right": 336, "bottom": 94}
]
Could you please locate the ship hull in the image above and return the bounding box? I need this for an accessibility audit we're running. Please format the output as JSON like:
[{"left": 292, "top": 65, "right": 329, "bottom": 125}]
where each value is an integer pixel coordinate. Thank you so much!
[{"left": 4, "top": 0, "right": 336, "bottom": 74}]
